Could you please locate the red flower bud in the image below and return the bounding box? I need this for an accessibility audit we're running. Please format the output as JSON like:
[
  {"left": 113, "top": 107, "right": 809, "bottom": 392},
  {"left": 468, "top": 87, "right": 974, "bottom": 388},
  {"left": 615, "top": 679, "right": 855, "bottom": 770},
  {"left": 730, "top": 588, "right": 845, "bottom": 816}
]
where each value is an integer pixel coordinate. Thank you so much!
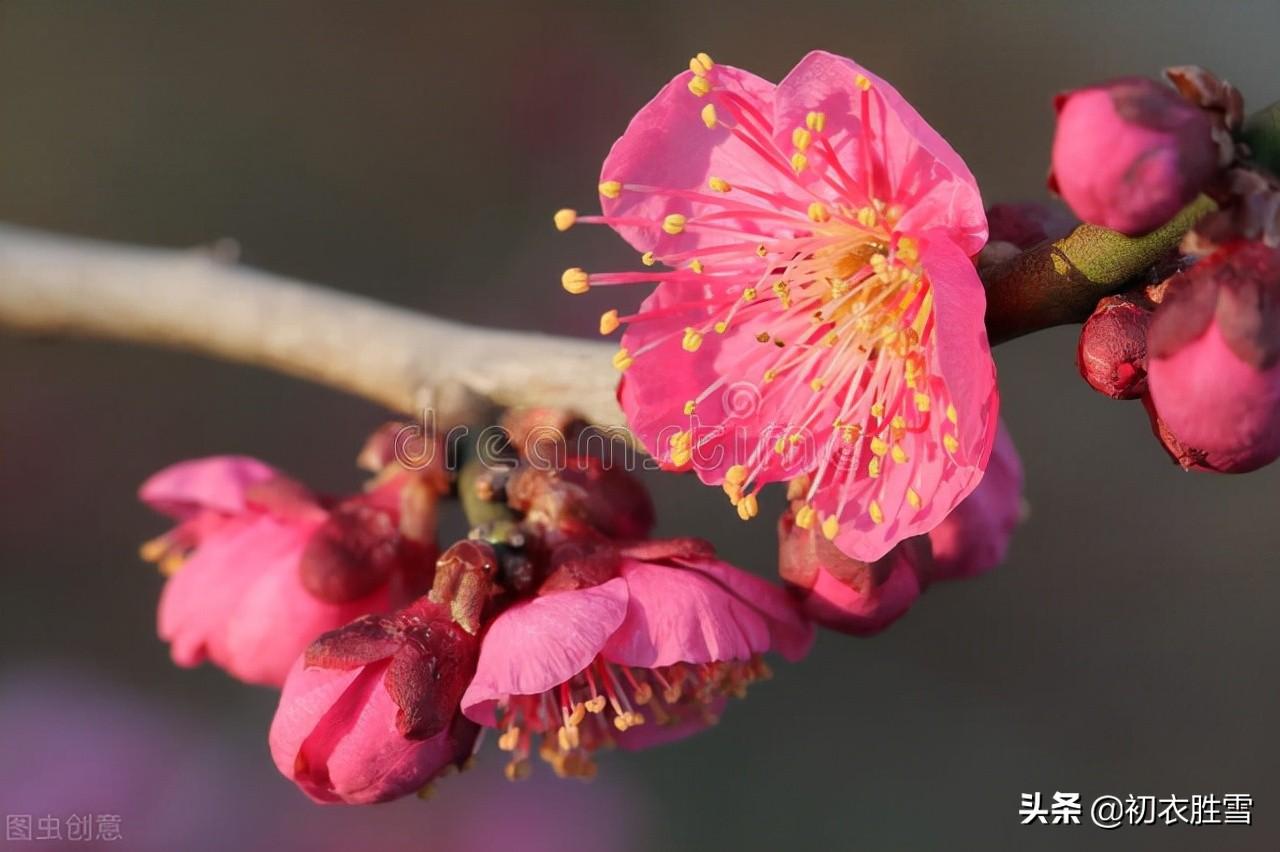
[
  {"left": 1050, "top": 77, "right": 1218, "bottom": 235},
  {"left": 778, "top": 509, "right": 928, "bottom": 636},
  {"left": 1076, "top": 295, "right": 1155, "bottom": 399},
  {"left": 1146, "top": 242, "right": 1280, "bottom": 472}
]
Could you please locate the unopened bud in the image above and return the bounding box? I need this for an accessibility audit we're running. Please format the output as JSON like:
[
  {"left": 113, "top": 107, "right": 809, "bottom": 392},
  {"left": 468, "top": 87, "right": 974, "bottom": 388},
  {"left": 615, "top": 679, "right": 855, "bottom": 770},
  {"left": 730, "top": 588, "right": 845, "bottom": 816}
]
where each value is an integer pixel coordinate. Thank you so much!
[{"left": 1076, "top": 295, "right": 1155, "bottom": 399}]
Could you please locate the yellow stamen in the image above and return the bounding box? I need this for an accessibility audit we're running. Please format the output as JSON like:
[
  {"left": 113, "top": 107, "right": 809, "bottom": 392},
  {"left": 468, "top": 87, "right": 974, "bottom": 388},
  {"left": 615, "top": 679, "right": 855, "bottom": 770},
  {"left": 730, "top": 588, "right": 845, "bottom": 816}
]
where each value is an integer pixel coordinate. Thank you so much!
[
  {"left": 854, "top": 73, "right": 872, "bottom": 91},
  {"left": 689, "top": 258, "right": 704, "bottom": 274},
  {"left": 641, "top": 251, "right": 656, "bottom": 266},
  {"left": 805, "top": 111, "right": 826, "bottom": 132},
  {"left": 790, "top": 152, "right": 808, "bottom": 173},
  {"left": 743, "top": 287, "right": 757, "bottom": 301},
  {"left": 856, "top": 206, "right": 878, "bottom": 228},
  {"left": 598, "top": 180, "right": 622, "bottom": 199},
  {"left": 943, "top": 434, "right": 960, "bottom": 453},
  {"left": 787, "top": 474, "right": 812, "bottom": 500},
  {"left": 822, "top": 515, "right": 839, "bottom": 540},
  {"left": 906, "top": 488, "right": 922, "bottom": 509},
  {"left": 713, "top": 321, "right": 727, "bottom": 333},
  {"left": 795, "top": 504, "right": 816, "bottom": 529},
  {"left": 612, "top": 348, "right": 633, "bottom": 371},
  {"left": 561, "top": 267, "right": 589, "bottom": 294},
  {"left": 708, "top": 176, "right": 731, "bottom": 192},
  {"left": 868, "top": 456, "right": 881, "bottom": 478},
  {"left": 688, "top": 76, "right": 711, "bottom": 97},
  {"left": 897, "top": 236, "right": 919, "bottom": 265},
  {"left": 689, "top": 52, "right": 714, "bottom": 75},
  {"left": 662, "top": 214, "right": 686, "bottom": 235},
  {"left": 807, "top": 202, "right": 830, "bottom": 223},
  {"left": 809, "top": 377, "right": 825, "bottom": 392},
  {"left": 946, "top": 403, "right": 958, "bottom": 424},
  {"left": 683, "top": 400, "right": 696, "bottom": 415},
  {"left": 726, "top": 464, "right": 748, "bottom": 486},
  {"left": 599, "top": 309, "right": 619, "bottom": 335},
  {"left": 682, "top": 327, "right": 704, "bottom": 352},
  {"left": 868, "top": 500, "right": 884, "bottom": 524},
  {"left": 553, "top": 208, "right": 577, "bottom": 231},
  {"left": 891, "top": 445, "right": 908, "bottom": 464},
  {"left": 736, "top": 492, "right": 759, "bottom": 520},
  {"left": 870, "top": 437, "right": 888, "bottom": 456},
  {"left": 914, "top": 392, "right": 931, "bottom": 412},
  {"left": 791, "top": 127, "right": 812, "bottom": 151},
  {"left": 701, "top": 103, "right": 718, "bottom": 129}
]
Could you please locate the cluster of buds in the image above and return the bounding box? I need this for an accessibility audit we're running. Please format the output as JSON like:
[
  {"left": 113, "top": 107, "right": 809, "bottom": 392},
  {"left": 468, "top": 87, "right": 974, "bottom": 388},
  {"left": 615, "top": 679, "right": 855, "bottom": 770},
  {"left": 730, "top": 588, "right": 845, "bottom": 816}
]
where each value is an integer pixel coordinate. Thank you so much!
[{"left": 1062, "top": 67, "right": 1280, "bottom": 474}]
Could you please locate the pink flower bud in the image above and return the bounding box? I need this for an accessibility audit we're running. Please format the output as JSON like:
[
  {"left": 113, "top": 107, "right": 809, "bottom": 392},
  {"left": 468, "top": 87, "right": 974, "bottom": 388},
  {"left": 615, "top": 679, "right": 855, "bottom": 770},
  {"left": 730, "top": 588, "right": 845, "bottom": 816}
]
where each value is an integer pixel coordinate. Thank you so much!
[
  {"left": 1050, "top": 77, "right": 1218, "bottom": 235},
  {"left": 269, "top": 562, "right": 491, "bottom": 804},
  {"left": 925, "top": 421, "right": 1024, "bottom": 581},
  {"left": 1076, "top": 295, "right": 1155, "bottom": 399},
  {"left": 1146, "top": 242, "right": 1280, "bottom": 472},
  {"left": 778, "top": 509, "right": 928, "bottom": 636}
]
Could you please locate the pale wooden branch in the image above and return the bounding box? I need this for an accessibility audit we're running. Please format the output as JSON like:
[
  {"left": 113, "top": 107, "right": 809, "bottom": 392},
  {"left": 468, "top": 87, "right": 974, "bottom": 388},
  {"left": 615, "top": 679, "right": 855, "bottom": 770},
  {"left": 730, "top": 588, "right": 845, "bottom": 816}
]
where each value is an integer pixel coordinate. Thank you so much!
[{"left": 0, "top": 223, "right": 622, "bottom": 428}]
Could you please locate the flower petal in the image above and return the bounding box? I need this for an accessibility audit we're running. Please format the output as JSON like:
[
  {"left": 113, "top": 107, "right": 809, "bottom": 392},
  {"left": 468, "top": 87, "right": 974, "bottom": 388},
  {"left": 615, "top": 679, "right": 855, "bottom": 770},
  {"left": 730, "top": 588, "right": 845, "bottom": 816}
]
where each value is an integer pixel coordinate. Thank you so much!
[
  {"left": 603, "top": 561, "right": 778, "bottom": 668},
  {"left": 460, "top": 578, "right": 629, "bottom": 725},
  {"left": 601, "top": 64, "right": 785, "bottom": 257},
  {"left": 772, "top": 51, "right": 987, "bottom": 255},
  {"left": 139, "top": 456, "right": 280, "bottom": 519}
]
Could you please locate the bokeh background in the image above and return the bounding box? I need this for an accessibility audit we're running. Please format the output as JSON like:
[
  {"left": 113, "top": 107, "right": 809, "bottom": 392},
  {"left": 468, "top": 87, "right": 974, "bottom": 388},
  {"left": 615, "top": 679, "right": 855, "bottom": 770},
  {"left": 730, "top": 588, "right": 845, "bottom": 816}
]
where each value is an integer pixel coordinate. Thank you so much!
[{"left": 2, "top": 2, "right": 1278, "bottom": 850}]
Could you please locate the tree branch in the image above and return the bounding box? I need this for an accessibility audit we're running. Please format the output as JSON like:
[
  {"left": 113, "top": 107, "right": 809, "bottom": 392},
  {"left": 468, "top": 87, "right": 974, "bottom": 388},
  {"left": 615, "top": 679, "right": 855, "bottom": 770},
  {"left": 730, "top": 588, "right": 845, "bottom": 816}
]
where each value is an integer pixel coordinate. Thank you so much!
[
  {"left": 0, "top": 223, "right": 621, "bottom": 428},
  {"left": 0, "top": 200, "right": 1212, "bottom": 427}
]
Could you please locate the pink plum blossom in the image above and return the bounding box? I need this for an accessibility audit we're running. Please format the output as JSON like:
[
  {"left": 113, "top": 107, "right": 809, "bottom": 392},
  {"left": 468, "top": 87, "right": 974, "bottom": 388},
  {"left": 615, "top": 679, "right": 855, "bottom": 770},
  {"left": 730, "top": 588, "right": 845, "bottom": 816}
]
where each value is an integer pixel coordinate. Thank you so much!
[
  {"left": 1146, "top": 242, "right": 1280, "bottom": 472},
  {"left": 1050, "top": 77, "right": 1218, "bottom": 235},
  {"left": 560, "top": 51, "right": 998, "bottom": 563},
  {"left": 460, "top": 537, "right": 813, "bottom": 779},
  {"left": 140, "top": 455, "right": 437, "bottom": 686}
]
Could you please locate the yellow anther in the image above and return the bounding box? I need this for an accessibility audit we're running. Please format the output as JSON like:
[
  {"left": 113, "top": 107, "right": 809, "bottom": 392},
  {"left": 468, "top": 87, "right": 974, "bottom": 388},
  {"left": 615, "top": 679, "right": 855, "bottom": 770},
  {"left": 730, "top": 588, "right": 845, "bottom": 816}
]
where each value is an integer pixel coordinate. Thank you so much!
[
  {"left": 641, "top": 251, "right": 656, "bottom": 266},
  {"left": 868, "top": 500, "right": 884, "bottom": 524},
  {"left": 633, "top": 683, "right": 654, "bottom": 705},
  {"left": 854, "top": 73, "right": 872, "bottom": 91},
  {"left": 713, "top": 320, "right": 727, "bottom": 333},
  {"left": 599, "top": 309, "right": 620, "bottom": 335},
  {"left": 943, "top": 434, "right": 960, "bottom": 454},
  {"left": 772, "top": 280, "right": 789, "bottom": 297},
  {"left": 701, "top": 103, "right": 718, "bottom": 129},
  {"left": 906, "top": 487, "right": 922, "bottom": 509},
  {"left": 568, "top": 703, "right": 586, "bottom": 726},
  {"left": 914, "top": 392, "right": 931, "bottom": 412},
  {"left": 946, "top": 403, "right": 958, "bottom": 424},
  {"left": 824, "top": 332, "right": 840, "bottom": 347},
  {"left": 688, "top": 76, "right": 711, "bottom": 97},
  {"left": 809, "top": 377, "right": 825, "bottom": 392},
  {"left": 743, "top": 287, "right": 757, "bottom": 301},
  {"left": 868, "top": 456, "right": 881, "bottom": 478},
  {"left": 690, "top": 258, "right": 704, "bottom": 274},
  {"left": 891, "top": 415, "right": 907, "bottom": 430},
  {"left": 683, "top": 400, "right": 696, "bottom": 416},
  {"left": 805, "top": 110, "right": 826, "bottom": 132},
  {"left": 498, "top": 727, "right": 521, "bottom": 751},
  {"left": 790, "top": 152, "right": 808, "bottom": 173},
  {"left": 795, "top": 504, "right": 816, "bottom": 529},
  {"left": 585, "top": 696, "right": 607, "bottom": 713},
  {"left": 709, "top": 176, "right": 732, "bottom": 192},
  {"left": 561, "top": 267, "right": 590, "bottom": 294},
  {"left": 662, "top": 214, "right": 686, "bottom": 235},
  {"left": 822, "top": 515, "right": 840, "bottom": 540},
  {"left": 598, "top": 180, "right": 622, "bottom": 199},
  {"left": 612, "top": 348, "right": 634, "bottom": 371},
  {"left": 689, "top": 52, "right": 715, "bottom": 75},
  {"left": 671, "top": 445, "right": 692, "bottom": 467},
  {"left": 736, "top": 492, "right": 759, "bottom": 520},
  {"left": 553, "top": 208, "right": 577, "bottom": 231},
  {"left": 726, "top": 464, "right": 748, "bottom": 486},
  {"left": 856, "top": 206, "right": 878, "bottom": 228},
  {"left": 870, "top": 436, "right": 889, "bottom": 456},
  {"left": 807, "top": 202, "right": 830, "bottom": 223},
  {"left": 792, "top": 127, "right": 812, "bottom": 151},
  {"left": 763, "top": 368, "right": 778, "bottom": 383},
  {"left": 885, "top": 203, "right": 905, "bottom": 223},
  {"left": 682, "top": 327, "right": 704, "bottom": 352},
  {"left": 787, "top": 474, "right": 812, "bottom": 500},
  {"left": 896, "top": 236, "right": 919, "bottom": 265},
  {"left": 773, "top": 437, "right": 786, "bottom": 454},
  {"left": 891, "top": 444, "right": 908, "bottom": 464},
  {"left": 756, "top": 244, "right": 768, "bottom": 257},
  {"left": 505, "top": 759, "right": 532, "bottom": 781},
  {"left": 670, "top": 430, "right": 692, "bottom": 448},
  {"left": 871, "top": 401, "right": 885, "bottom": 419}
]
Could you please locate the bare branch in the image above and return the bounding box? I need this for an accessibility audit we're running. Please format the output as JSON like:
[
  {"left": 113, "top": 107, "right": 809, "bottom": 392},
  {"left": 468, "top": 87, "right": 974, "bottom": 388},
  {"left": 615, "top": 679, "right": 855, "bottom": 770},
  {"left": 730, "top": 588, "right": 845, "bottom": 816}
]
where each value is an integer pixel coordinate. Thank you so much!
[{"left": 0, "top": 224, "right": 621, "bottom": 428}]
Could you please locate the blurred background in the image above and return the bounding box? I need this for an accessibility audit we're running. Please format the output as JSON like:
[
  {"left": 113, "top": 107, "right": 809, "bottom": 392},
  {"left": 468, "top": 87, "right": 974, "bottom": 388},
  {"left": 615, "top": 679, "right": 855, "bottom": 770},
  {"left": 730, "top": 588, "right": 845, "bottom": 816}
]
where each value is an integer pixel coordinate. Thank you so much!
[{"left": 2, "top": 2, "right": 1278, "bottom": 850}]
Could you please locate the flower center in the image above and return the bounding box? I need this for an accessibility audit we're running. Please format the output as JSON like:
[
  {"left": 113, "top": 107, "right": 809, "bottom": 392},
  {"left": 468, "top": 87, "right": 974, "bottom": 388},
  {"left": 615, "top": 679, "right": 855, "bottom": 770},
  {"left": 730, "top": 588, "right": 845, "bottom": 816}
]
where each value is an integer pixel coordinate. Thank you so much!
[{"left": 494, "top": 654, "right": 770, "bottom": 780}]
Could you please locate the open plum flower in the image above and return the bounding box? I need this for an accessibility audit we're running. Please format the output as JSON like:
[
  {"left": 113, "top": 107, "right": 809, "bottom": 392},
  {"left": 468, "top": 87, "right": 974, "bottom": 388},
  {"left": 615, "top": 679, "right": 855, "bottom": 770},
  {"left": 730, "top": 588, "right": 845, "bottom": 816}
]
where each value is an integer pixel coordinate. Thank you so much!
[
  {"left": 561, "top": 50, "right": 998, "bottom": 562},
  {"left": 140, "top": 453, "right": 437, "bottom": 687},
  {"left": 460, "top": 538, "right": 813, "bottom": 780}
]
